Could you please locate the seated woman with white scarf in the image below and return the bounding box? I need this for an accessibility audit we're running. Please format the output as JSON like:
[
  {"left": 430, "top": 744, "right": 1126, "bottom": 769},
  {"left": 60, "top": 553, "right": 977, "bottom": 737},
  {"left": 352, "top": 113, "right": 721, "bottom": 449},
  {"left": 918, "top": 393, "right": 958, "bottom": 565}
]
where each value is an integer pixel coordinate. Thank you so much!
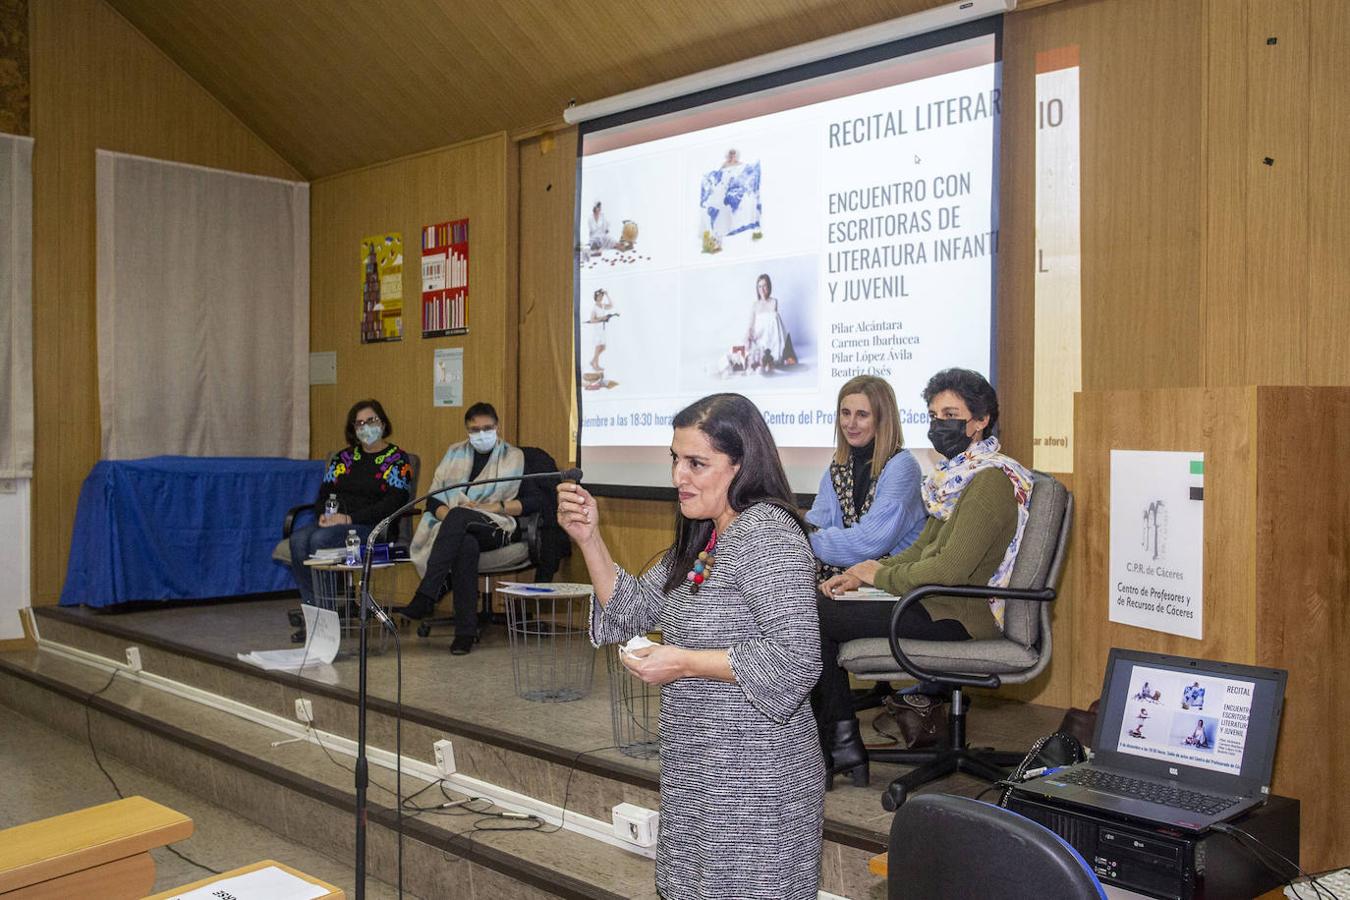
[
  {"left": 395, "top": 401, "right": 543, "bottom": 656},
  {"left": 812, "top": 368, "right": 1035, "bottom": 789}
]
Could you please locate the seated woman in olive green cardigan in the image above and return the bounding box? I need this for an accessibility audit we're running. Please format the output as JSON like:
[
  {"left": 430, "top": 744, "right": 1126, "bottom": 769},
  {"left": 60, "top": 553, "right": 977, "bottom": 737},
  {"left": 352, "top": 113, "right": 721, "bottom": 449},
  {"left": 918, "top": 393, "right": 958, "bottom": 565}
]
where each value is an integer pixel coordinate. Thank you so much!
[{"left": 811, "top": 368, "right": 1034, "bottom": 789}]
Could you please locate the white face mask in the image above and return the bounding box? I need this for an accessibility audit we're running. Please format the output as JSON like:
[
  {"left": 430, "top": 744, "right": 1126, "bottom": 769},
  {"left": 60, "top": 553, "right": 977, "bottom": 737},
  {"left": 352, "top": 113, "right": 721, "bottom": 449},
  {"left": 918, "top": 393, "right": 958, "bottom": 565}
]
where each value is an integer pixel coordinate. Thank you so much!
[
  {"left": 468, "top": 429, "right": 498, "bottom": 453},
  {"left": 355, "top": 424, "right": 383, "bottom": 446}
]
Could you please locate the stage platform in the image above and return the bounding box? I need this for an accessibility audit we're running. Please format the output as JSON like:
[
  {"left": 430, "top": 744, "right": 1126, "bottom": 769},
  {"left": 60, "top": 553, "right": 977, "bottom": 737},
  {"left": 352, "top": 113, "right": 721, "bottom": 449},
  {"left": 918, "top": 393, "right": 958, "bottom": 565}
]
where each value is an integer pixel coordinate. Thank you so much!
[{"left": 1, "top": 598, "right": 1068, "bottom": 899}]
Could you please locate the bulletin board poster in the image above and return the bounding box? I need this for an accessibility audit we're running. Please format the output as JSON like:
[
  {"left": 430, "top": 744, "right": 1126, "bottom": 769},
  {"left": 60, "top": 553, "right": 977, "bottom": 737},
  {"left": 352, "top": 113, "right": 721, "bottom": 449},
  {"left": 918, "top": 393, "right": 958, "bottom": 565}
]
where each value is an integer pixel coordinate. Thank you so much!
[
  {"left": 421, "top": 219, "right": 469, "bottom": 338},
  {"left": 1108, "top": 450, "right": 1205, "bottom": 639},
  {"left": 360, "top": 233, "right": 404, "bottom": 344}
]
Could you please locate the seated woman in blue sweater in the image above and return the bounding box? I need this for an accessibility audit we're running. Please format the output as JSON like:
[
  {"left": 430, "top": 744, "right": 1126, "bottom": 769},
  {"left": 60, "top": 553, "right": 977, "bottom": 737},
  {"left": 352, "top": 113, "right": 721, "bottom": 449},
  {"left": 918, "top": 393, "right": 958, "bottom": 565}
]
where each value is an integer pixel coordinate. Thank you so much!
[{"left": 806, "top": 375, "right": 926, "bottom": 576}]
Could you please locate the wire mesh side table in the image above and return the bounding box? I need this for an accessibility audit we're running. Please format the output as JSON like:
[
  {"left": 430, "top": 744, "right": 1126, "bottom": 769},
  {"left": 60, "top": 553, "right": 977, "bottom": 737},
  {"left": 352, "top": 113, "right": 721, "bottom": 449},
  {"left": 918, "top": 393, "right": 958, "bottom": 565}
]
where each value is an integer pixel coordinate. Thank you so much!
[
  {"left": 607, "top": 643, "right": 661, "bottom": 759},
  {"left": 303, "top": 559, "right": 403, "bottom": 654},
  {"left": 498, "top": 582, "right": 596, "bottom": 703}
]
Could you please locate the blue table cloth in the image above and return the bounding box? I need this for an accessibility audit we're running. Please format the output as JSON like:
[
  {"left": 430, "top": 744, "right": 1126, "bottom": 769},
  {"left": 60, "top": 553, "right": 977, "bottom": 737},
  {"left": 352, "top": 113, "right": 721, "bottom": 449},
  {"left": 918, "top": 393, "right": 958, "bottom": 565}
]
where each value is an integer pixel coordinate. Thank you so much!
[{"left": 60, "top": 456, "right": 325, "bottom": 607}]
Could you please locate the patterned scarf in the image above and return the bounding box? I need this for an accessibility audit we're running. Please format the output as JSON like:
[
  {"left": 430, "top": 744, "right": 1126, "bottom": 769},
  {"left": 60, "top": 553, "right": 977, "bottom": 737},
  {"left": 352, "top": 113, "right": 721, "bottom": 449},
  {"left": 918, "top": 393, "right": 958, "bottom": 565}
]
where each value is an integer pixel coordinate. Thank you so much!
[
  {"left": 817, "top": 450, "right": 886, "bottom": 580},
  {"left": 408, "top": 438, "right": 524, "bottom": 577},
  {"left": 921, "top": 435, "right": 1034, "bottom": 629}
]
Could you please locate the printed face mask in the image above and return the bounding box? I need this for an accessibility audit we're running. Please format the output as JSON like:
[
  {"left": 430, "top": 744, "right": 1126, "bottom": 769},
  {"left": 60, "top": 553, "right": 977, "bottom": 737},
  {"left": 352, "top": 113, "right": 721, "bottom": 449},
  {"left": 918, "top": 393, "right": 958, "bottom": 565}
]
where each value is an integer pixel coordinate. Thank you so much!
[
  {"left": 927, "top": 417, "right": 973, "bottom": 459},
  {"left": 356, "top": 424, "right": 383, "bottom": 446},
  {"left": 468, "top": 428, "right": 498, "bottom": 453}
]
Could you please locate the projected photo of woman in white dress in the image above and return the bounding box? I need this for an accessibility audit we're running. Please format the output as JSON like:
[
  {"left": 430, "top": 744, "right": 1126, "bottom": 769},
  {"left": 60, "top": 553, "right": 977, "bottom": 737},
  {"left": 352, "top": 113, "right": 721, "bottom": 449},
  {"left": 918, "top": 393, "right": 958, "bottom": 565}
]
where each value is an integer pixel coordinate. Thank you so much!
[{"left": 680, "top": 256, "right": 815, "bottom": 390}]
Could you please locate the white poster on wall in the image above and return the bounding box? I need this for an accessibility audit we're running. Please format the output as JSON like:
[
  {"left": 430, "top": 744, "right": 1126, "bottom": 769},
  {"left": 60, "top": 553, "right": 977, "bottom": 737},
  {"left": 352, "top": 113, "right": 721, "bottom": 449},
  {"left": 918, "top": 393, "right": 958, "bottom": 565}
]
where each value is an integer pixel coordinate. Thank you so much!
[
  {"left": 1108, "top": 450, "right": 1205, "bottom": 639},
  {"left": 433, "top": 347, "right": 463, "bottom": 408}
]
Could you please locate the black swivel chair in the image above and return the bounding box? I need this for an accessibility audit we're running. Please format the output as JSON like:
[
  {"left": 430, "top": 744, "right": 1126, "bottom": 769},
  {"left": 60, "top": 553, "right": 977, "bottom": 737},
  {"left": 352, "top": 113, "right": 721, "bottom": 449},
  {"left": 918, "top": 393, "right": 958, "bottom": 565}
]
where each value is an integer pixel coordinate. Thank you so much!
[
  {"left": 888, "top": 794, "right": 1105, "bottom": 899},
  {"left": 274, "top": 452, "right": 422, "bottom": 638},
  {"left": 414, "top": 445, "right": 571, "bottom": 638},
  {"left": 838, "top": 471, "right": 1073, "bottom": 810}
]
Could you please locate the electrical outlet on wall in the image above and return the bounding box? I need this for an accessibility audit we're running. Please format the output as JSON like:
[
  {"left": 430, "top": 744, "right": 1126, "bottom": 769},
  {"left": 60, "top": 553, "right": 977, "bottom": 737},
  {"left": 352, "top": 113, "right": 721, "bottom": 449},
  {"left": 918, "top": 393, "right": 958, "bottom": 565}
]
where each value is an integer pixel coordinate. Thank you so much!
[
  {"left": 433, "top": 739, "right": 455, "bottom": 777},
  {"left": 294, "top": 698, "right": 314, "bottom": 724},
  {"left": 124, "top": 647, "right": 143, "bottom": 671},
  {"left": 612, "top": 803, "right": 659, "bottom": 847}
]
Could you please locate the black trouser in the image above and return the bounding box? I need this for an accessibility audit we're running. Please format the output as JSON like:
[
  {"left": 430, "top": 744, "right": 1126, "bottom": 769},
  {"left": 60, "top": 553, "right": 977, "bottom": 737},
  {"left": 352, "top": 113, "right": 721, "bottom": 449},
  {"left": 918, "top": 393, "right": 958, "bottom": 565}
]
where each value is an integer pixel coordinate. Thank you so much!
[
  {"left": 415, "top": 508, "right": 513, "bottom": 636},
  {"left": 812, "top": 593, "right": 970, "bottom": 725}
]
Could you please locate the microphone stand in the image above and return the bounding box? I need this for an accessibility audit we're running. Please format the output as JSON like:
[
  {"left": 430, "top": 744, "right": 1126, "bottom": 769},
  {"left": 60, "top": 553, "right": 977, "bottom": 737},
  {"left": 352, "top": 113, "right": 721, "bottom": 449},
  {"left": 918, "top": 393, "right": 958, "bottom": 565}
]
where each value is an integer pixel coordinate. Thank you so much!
[{"left": 352, "top": 466, "right": 579, "bottom": 897}]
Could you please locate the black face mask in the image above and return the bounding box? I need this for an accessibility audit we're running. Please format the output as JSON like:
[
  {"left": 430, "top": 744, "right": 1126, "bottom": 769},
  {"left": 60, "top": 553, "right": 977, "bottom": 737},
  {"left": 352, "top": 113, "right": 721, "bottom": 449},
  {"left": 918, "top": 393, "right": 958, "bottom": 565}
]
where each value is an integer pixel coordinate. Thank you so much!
[{"left": 928, "top": 417, "right": 973, "bottom": 459}]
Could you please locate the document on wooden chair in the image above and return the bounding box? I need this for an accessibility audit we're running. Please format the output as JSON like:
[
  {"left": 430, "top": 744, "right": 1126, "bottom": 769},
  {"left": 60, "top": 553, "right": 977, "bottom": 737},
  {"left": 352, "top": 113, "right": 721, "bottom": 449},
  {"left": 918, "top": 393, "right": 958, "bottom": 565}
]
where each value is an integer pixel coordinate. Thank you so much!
[
  {"left": 237, "top": 606, "right": 340, "bottom": 670},
  {"left": 164, "top": 863, "right": 329, "bottom": 899}
]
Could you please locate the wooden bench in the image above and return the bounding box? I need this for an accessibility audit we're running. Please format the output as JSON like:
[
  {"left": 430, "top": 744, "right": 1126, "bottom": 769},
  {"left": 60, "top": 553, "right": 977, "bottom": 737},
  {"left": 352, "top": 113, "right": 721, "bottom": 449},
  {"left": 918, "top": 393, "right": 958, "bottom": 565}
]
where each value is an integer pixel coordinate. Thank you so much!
[
  {"left": 0, "top": 796, "right": 193, "bottom": 899},
  {"left": 145, "top": 859, "right": 344, "bottom": 899}
]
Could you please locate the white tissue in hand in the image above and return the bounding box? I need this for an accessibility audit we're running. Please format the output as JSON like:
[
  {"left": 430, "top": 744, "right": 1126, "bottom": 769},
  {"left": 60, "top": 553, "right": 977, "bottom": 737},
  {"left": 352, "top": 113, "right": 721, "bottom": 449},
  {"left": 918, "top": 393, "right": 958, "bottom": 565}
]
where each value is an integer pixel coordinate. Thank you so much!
[{"left": 621, "top": 635, "right": 657, "bottom": 657}]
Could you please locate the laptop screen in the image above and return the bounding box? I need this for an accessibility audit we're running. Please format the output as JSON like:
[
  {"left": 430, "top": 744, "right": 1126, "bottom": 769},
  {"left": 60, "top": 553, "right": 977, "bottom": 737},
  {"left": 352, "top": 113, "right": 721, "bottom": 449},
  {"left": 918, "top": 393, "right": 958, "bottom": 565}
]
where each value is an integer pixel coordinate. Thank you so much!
[{"left": 1094, "top": 650, "right": 1287, "bottom": 790}]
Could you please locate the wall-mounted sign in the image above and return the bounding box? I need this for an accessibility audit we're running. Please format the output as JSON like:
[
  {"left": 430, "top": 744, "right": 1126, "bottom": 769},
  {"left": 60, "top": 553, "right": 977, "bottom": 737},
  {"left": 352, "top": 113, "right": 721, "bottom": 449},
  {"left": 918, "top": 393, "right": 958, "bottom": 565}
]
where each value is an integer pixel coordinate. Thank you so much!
[{"left": 1108, "top": 450, "right": 1205, "bottom": 639}]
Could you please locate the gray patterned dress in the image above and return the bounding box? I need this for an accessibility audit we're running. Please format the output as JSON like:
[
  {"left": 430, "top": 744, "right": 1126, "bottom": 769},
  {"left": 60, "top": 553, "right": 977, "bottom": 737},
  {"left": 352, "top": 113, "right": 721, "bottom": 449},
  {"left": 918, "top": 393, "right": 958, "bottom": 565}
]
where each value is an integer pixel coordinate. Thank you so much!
[{"left": 591, "top": 503, "right": 826, "bottom": 900}]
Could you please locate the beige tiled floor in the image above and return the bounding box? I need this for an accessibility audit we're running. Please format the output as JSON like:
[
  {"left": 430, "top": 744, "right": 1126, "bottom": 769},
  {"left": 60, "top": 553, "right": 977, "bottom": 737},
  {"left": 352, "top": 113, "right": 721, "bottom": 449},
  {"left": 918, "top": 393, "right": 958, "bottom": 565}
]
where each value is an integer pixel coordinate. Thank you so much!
[{"left": 0, "top": 708, "right": 406, "bottom": 898}]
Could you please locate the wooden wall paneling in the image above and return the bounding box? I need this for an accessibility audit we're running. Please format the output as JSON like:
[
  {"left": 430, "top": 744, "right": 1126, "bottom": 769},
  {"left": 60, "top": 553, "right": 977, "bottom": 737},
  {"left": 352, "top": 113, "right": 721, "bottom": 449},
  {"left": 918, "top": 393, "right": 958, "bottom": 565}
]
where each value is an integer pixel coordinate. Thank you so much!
[
  {"left": 106, "top": 0, "right": 951, "bottom": 178},
  {"left": 1253, "top": 387, "right": 1350, "bottom": 870},
  {"left": 1070, "top": 388, "right": 1258, "bottom": 709},
  {"left": 308, "top": 134, "right": 512, "bottom": 599},
  {"left": 1076, "top": 0, "right": 1206, "bottom": 393},
  {"left": 1201, "top": 0, "right": 1250, "bottom": 386},
  {"left": 515, "top": 129, "right": 576, "bottom": 465},
  {"left": 27, "top": 0, "right": 300, "bottom": 606},
  {"left": 0, "top": 0, "right": 28, "bottom": 134},
  {"left": 993, "top": 7, "right": 1037, "bottom": 466},
  {"left": 1305, "top": 0, "right": 1350, "bottom": 386},
  {"left": 1241, "top": 0, "right": 1309, "bottom": 385}
]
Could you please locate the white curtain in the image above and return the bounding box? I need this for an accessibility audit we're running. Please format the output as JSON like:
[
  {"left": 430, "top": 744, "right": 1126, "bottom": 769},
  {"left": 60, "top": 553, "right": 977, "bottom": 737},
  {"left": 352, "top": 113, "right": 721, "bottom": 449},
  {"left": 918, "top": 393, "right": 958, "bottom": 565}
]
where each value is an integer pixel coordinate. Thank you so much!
[
  {"left": 0, "top": 134, "right": 33, "bottom": 479},
  {"left": 96, "top": 151, "right": 309, "bottom": 459}
]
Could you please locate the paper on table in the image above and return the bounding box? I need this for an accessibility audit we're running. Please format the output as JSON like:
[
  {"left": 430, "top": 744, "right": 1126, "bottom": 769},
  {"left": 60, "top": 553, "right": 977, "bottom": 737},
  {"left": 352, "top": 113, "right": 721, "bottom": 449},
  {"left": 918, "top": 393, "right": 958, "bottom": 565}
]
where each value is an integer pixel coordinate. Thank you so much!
[
  {"left": 166, "top": 864, "right": 329, "bottom": 900},
  {"left": 237, "top": 606, "right": 340, "bottom": 670},
  {"left": 832, "top": 587, "right": 895, "bottom": 601}
]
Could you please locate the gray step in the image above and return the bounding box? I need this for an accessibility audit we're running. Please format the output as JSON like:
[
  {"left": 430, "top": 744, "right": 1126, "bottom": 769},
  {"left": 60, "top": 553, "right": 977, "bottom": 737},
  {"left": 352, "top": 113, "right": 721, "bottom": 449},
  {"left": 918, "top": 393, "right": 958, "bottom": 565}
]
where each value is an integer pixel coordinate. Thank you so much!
[
  {"left": 0, "top": 647, "right": 659, "bottom": 899},
  {"left": 30, "top": 604, "right": 893, "bottom": 899}
]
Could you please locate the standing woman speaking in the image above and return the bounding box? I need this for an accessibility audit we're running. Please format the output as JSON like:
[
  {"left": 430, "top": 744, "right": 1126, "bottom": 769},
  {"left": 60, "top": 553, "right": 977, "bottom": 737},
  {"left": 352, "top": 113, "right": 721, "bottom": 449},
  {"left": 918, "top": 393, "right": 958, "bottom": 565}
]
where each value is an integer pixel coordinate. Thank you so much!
[{"left": 557, "top": 393, "right": 825, "bottom": 900}]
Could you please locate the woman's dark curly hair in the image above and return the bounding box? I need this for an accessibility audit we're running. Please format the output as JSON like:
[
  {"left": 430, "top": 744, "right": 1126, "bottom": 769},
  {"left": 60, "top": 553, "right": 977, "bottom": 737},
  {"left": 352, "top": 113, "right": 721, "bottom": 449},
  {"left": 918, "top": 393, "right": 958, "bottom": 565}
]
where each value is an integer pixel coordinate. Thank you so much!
[{"left": 921, "top": 368, "right": 999, "bottom": 439}]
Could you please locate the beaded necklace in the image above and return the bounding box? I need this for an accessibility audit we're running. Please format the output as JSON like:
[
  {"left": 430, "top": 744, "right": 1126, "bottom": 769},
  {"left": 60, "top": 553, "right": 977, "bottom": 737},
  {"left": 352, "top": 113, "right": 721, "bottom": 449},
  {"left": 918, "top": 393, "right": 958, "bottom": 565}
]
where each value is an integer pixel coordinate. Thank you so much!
[{"left": 686, "top": 530, "right": 718, "bottom": 594}]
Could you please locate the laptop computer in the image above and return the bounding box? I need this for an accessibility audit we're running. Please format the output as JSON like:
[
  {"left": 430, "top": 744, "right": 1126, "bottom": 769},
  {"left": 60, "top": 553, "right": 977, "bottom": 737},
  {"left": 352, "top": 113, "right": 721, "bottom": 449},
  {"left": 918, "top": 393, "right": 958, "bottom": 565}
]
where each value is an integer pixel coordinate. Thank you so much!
[{"left": 1013, "top": 648, "right": 1287, "bottom": 832}]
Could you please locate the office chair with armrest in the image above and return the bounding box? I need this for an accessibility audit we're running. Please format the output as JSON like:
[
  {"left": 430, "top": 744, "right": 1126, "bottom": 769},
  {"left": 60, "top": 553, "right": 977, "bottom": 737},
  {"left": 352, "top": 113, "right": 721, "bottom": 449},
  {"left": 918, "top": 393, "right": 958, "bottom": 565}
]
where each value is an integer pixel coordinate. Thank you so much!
[
  {"left": 414, "top": 446, "right": 570, "bottom": 638},
  {"left": 272, "top": 452, "right": 423, "bottom": 563},
  {"left": 838, "top": 470, "right": 1073, "bottom": 811},
  {"left": 274, "top": 453, "right": 421, "bottom": 639},
  {"left": 887, "top": 793, "right": 1105, "bottom": 899}
]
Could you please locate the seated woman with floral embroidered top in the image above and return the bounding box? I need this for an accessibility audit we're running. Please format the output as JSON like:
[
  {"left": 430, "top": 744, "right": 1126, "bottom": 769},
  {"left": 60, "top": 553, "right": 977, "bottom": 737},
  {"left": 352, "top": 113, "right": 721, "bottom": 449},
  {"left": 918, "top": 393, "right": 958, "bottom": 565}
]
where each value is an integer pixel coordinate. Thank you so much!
[
  {"left": 813, "top": 368, "right": 1034, "bottom": 789},
  {"left": 288, "top": 399, "right": 412, "bottom": 641}
]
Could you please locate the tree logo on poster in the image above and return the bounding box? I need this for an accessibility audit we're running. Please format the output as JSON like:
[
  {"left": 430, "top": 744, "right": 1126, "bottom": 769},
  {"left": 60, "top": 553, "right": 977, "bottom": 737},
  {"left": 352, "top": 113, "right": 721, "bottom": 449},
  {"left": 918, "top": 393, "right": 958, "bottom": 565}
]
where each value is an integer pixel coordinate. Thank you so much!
[{"left": 1141, "top": 500, "right": 1167, "bottom": 562}]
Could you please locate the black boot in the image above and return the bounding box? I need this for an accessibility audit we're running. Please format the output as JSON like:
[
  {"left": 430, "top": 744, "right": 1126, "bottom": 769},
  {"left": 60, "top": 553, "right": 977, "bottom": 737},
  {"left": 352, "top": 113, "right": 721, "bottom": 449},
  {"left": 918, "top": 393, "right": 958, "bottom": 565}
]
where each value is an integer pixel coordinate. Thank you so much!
[
  {"left": 824, "top": 718, "right": 870, "bottom": 790},
  {"left": 392, "top": 593, "right": 437, "bottom": 620}
]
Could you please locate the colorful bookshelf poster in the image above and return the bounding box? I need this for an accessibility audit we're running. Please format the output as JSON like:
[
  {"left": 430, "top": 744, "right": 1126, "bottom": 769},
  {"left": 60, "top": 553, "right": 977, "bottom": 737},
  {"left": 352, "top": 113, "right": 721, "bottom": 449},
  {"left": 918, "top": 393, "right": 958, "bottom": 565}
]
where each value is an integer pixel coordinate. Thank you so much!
[
  {"left": 421, "top": 218, "right": 469, "bottom": 337},
  {"left": 360, "top": 232, "right": 403, "bottom": 344}
]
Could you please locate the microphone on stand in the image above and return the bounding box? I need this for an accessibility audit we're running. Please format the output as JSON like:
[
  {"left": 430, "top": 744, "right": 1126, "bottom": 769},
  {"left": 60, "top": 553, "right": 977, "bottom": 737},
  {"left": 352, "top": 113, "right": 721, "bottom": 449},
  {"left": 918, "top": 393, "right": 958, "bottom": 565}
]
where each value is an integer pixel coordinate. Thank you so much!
[
  {"left": 361, "top": 466, "right": 583, "bottom": 620},
  {"left": 350, "top": 465, "right": 580, "bottom": 897}
]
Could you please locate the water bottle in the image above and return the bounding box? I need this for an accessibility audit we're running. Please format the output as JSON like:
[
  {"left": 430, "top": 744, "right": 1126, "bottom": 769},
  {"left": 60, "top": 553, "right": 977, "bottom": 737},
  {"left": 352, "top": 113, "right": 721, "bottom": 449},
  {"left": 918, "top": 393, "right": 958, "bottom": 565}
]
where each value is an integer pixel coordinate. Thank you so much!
[
  {"left": 324, "top": 493, "right": 340, "bottom": 518},
  {"left": 344, "top": 529, "right": 361, "bottom": 566}
]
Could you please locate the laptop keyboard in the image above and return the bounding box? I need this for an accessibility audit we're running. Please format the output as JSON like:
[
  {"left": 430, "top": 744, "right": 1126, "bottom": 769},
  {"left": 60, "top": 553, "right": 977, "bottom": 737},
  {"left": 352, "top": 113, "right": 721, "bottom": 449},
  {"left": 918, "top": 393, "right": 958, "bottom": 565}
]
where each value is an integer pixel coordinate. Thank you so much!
[{"left": 1058, "top": 769, "right": 1239, "bottom": 816}]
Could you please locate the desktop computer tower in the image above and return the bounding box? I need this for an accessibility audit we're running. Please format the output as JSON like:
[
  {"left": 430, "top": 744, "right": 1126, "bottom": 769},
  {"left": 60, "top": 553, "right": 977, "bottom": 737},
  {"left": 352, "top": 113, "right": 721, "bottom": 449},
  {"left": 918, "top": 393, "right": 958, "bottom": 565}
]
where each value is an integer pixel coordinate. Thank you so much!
[{"left": 1005, "top": 792, "right": 1299, "bottom": 900}]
